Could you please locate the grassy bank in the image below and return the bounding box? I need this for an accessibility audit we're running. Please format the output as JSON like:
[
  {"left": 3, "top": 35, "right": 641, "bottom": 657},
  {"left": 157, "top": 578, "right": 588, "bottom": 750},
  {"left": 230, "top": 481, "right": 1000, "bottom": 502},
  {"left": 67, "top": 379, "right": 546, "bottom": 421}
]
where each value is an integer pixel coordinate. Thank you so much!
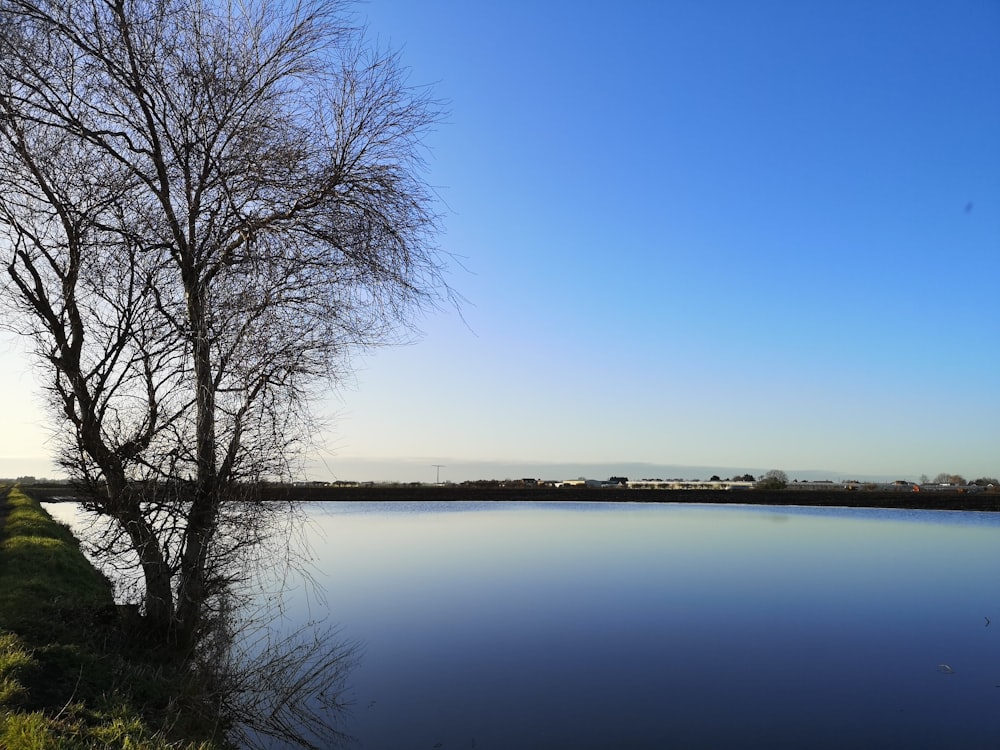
[{"left": 0, "top": 486, "right": 225, "bottom": 750}]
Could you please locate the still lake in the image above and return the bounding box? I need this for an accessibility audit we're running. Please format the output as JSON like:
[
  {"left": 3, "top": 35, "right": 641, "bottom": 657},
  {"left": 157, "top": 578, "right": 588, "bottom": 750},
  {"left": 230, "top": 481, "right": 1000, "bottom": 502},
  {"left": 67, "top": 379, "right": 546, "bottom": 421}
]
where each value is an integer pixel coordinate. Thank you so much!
[
  {"left": 48, "top": 500, "right": 1000, "bottom": 748},
  {"left": 292, "top": 501, "right": 1000, "bottom": 749}
]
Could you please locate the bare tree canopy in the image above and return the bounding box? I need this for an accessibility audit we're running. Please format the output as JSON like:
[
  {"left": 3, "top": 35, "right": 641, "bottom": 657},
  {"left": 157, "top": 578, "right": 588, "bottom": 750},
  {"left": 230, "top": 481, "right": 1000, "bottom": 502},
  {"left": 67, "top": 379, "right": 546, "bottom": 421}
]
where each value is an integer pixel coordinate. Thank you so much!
[
  {"left": 0, "top": 0, "right": 447, "bottom": 664},
  {"left": 757, "top": 469, "right": 788, "bottom": 490}
]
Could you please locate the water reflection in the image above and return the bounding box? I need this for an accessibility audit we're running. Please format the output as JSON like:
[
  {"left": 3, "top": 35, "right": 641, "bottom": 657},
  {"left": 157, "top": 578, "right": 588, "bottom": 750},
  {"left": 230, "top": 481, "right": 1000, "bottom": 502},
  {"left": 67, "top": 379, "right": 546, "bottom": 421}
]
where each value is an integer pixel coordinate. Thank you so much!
[
  {"left": 298, "top": 502, "right": 1000, "bottom": 749},
  {"left": 47, "top": 500, "right": 1000, "bottom": 748}
]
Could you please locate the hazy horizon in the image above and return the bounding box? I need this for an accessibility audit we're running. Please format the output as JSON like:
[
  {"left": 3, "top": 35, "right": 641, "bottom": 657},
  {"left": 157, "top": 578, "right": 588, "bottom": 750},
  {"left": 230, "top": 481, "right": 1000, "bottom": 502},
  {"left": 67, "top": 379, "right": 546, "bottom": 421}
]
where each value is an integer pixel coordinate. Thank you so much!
[
  {"left": 303, "top": 457, "right": 988, "bottom": 485},
  {"left": 2, "top": 454, "right": 983, "bottom": 487}
]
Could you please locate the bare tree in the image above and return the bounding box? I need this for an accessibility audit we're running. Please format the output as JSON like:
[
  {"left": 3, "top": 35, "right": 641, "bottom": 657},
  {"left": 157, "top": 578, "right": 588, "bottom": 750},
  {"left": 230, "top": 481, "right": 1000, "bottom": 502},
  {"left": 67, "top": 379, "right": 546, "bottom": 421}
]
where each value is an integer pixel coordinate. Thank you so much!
[
  {"left": 0, "top": 0, "right": 446, "bottom": 657},
  {"left": 756, "top": 469, "right": 788, "bottom": 490}
]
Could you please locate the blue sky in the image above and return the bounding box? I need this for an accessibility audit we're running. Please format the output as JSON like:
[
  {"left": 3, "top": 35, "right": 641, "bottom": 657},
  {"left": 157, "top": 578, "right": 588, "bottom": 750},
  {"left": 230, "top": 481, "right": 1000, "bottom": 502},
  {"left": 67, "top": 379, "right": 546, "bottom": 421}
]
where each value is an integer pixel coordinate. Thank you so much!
[{"left": 2, "top": 0, "right": 998, "bottom": 482}]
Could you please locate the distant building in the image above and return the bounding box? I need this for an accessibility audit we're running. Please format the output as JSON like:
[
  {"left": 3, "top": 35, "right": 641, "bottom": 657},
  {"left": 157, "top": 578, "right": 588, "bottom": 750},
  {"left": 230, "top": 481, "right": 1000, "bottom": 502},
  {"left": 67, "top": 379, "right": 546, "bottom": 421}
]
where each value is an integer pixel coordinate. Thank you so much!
[{"left": 626, "top": 479, "right": 754, "bottom": 490}]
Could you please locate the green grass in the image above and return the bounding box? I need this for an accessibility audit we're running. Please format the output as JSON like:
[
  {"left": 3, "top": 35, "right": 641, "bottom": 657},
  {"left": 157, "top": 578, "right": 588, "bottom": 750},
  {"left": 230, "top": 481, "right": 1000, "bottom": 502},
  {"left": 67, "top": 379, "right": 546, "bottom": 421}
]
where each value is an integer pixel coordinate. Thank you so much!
[{"left": 0, "top": 486, "right": 225, "bottom": 750}]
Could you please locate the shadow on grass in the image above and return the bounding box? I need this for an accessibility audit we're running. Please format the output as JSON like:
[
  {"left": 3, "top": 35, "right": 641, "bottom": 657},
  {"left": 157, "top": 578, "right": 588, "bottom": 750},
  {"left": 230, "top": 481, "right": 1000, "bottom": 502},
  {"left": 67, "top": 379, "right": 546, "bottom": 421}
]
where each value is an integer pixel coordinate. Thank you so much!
[{"left": 0, "top": 485, "right": 225, "bottom": 749}]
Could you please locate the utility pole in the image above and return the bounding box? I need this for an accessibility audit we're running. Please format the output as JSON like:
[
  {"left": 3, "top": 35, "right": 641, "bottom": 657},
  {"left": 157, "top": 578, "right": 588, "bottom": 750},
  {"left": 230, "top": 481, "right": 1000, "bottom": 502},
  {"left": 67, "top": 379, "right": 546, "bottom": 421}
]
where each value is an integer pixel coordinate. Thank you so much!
[{"left": 432, "top": 464, "right": 445, "bottom": 484}]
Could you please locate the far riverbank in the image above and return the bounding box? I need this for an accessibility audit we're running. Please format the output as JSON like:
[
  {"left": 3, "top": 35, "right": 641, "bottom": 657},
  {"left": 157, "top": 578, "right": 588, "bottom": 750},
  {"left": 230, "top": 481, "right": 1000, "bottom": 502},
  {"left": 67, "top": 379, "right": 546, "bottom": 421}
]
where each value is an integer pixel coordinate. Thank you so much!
[
  {"left": 27, "top": 483, "right": 1000, "bottom": 512},
  {"left": 261, "top": 485, "right": 1000, "bottom": 512}
]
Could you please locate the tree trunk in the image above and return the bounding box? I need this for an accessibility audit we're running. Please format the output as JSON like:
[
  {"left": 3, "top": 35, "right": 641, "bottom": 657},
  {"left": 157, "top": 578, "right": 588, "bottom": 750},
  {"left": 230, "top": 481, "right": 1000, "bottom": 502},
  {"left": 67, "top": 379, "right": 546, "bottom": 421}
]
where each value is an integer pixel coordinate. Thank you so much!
[
  {"left": 102, "top": 476, "right": 175, "bottom": 638},
  {"left": 175, "top": 285, "right": 221, "bottom": 647}
]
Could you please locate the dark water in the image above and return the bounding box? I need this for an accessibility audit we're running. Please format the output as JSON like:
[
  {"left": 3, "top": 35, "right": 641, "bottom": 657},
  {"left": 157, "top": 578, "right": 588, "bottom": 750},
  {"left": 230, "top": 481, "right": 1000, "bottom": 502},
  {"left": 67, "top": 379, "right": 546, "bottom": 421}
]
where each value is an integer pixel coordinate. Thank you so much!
[
  {"left": 45, "top": 500, "right": 1000, "bottom": 748},
  {"left": 291, "top": 502, "right": 1000, "bottom": 749}
]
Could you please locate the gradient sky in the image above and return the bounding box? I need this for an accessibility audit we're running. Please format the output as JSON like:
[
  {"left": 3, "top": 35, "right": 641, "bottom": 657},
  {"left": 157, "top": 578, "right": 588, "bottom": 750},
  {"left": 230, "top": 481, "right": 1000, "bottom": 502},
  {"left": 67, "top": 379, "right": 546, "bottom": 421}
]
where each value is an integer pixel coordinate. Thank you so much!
[{"left": 2, "top": 0, "right": 998, "bottom": 483}]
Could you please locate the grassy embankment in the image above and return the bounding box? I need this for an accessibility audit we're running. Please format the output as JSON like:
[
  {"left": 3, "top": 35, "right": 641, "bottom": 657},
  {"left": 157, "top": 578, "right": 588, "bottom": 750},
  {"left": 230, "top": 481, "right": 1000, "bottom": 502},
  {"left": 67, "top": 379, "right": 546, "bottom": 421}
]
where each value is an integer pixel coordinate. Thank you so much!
[{"left": 0, "top": 485, "right": 226, "bottom": 749}]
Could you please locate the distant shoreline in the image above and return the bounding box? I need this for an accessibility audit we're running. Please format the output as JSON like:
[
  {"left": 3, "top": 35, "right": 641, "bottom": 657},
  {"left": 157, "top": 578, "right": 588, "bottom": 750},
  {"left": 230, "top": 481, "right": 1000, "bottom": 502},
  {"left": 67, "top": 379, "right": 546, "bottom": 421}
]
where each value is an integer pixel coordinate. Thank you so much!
[
  {"left": 28, "top": 484, "right": 1000, "bottom": 512},
  {"left": 262, "top": 485, "right": 1000, "bottom": 512}
]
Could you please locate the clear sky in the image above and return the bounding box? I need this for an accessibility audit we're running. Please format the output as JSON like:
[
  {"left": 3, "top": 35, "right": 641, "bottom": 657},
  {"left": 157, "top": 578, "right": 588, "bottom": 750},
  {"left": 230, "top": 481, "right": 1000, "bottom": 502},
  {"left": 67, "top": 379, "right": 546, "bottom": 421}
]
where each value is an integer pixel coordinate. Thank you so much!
[{"left": 2, "top": 0, "right": 998, "bottom": 483}]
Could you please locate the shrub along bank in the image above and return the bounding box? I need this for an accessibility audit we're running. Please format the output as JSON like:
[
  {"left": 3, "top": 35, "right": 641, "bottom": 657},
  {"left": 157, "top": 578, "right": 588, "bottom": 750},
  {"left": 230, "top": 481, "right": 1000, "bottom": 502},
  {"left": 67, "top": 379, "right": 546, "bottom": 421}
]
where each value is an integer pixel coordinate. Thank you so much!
[{"left": 0, "top": 486, "right": 226, "bottom": 749}]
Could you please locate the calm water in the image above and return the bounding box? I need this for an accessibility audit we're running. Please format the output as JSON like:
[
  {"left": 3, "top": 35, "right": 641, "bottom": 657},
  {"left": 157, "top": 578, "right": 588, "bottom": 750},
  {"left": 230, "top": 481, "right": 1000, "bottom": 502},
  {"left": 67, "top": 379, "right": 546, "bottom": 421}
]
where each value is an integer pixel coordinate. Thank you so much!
[
  {"left": 301, "top": 501, "right": 1000, "bottom": 750},
  {"left": 48, "top": 500, "right": 1000, "bottom": 748}
]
